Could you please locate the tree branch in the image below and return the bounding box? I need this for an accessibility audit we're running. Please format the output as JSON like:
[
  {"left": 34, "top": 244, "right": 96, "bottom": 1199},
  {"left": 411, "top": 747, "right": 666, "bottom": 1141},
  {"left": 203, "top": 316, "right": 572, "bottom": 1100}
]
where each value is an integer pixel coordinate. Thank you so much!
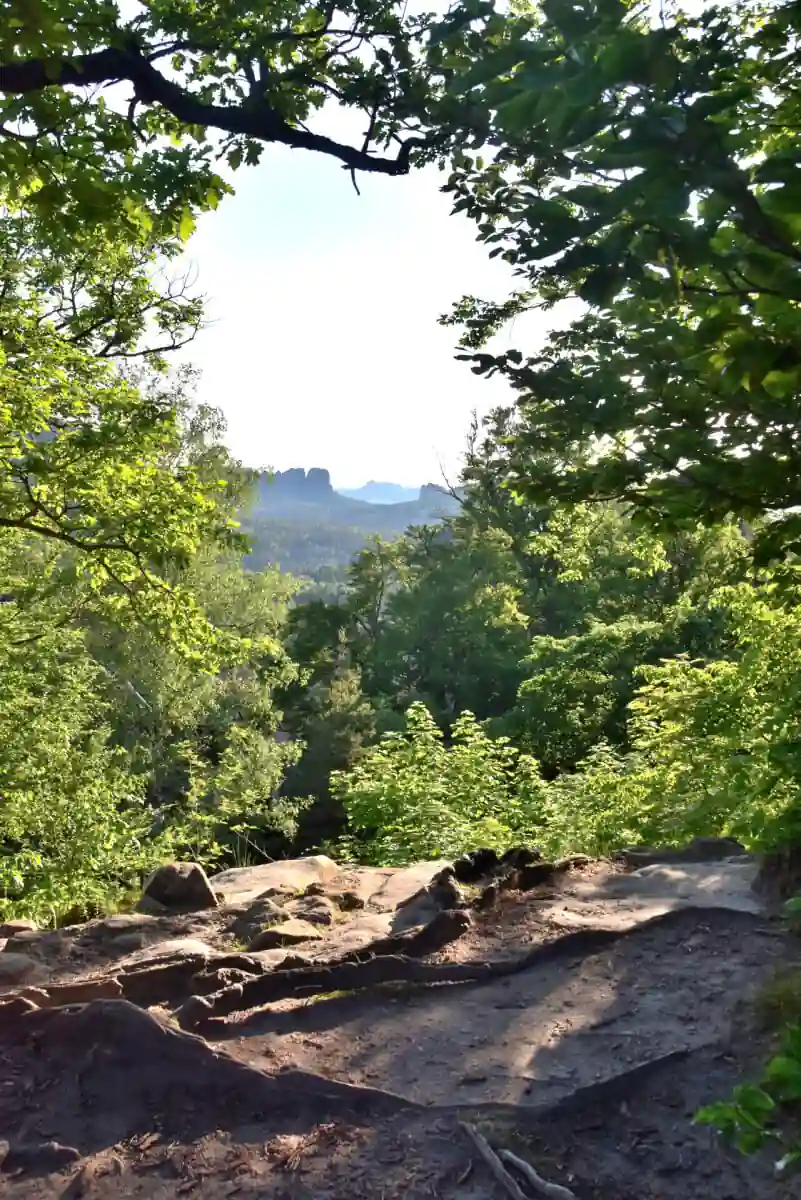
[{"left": 0, "top": 46, "right": 423, "bottom": 176}]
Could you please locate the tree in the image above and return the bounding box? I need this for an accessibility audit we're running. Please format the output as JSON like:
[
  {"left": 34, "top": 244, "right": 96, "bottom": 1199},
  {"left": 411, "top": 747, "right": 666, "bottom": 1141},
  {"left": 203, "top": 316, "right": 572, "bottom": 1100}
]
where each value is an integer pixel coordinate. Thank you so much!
[
  {"left": 0, "top": 204, "right": 258, "bottom": 661},
  {"left": 0, "top": 0, "right": 452, "bottom": 251},
  {"left": 440, "top": 0, "right": 801, "bottom": 560},
  {"left": 0, "top": 625, "right": 166, "bottom": 922},
  {"left": 344, "top": 521, "right": 531, "bottom": 722}
]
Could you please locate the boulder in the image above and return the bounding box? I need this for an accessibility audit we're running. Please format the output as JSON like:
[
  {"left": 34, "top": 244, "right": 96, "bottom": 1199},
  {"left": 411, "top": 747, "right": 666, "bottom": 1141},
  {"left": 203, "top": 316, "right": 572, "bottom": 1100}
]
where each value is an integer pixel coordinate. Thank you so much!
[
  {"left": 247, "top": 919, "right": 324, "bottom": 952},
  {"left": 209, "top": 856, "right": 340, "bottom": 906},
  {"left": 4, "top": 928, "right": 45, "bottom": 953},
  {"left": 393, "top": 872, "right": 466, "bottom": 932},
  {"left": 97, "top": 914, "right": 157, "bottom": 936},
  {"left": 0, "top": 919, "right": 38, "bottom": 938},
  {"left": 142, "top": 862, "right": 217, "bottom": 912},
  {"left": 289, "top": 896, "right": 337, "bottom": 926},
  {"left": 120, "top": 937, "right": 217, "bottom": 966},
  {"left": 0, "top": 953, "right": 46, "bottom": 987},
  {"left": 229, "top": 897, "right": 291, "bottom": 942},
  {"left": 366, "top": 861, "right": 452, "bottom": 912}
]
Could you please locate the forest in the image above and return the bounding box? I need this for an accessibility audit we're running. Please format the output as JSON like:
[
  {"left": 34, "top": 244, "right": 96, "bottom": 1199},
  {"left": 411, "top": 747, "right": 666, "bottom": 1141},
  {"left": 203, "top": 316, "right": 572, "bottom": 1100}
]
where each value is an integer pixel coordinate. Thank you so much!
[{"left": 2, "top": 0, "right": 801, "bottom": 961}]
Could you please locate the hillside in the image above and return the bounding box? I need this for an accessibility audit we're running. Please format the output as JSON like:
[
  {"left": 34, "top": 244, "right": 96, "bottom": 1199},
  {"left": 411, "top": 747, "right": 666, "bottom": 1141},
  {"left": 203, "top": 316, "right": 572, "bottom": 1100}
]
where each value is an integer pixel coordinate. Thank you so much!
[{"left": 242, "top": 468, "right": 461, "bottom": 576}]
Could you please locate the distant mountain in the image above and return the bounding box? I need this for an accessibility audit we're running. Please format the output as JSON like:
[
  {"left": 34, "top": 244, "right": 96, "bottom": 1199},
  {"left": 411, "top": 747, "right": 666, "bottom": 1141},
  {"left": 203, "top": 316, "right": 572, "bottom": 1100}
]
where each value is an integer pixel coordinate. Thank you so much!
[
  {"left": 247, "top": 468, "right": 460, "bottom": 529},
  {"left": 242, "top": 468, "right": 462, "bottom": 578},
  {"left": 337, "top": 481, "right": 420, "bottom": 505}
]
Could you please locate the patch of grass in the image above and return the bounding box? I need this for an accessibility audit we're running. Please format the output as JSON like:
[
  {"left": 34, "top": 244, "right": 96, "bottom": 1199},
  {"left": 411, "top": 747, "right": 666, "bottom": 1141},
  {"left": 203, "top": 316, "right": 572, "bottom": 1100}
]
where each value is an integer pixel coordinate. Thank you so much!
[
  {"left": 756, "top": 968, "right": 801, "bottom": 1029},
  {"left": 300, "top": 988, "right": 354, "bottom": 1006}
]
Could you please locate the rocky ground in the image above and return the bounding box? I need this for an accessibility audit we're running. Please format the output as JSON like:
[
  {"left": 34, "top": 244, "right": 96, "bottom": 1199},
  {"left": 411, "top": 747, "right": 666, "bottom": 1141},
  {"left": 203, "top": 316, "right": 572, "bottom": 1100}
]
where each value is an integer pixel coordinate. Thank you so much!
[{"left": 0, "top": 842, "right": 799, "bottom": 1198}]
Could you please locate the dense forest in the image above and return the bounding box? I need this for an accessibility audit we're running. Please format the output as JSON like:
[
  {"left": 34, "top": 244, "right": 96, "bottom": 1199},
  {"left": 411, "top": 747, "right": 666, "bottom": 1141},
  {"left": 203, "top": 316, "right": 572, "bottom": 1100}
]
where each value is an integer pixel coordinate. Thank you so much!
[{"left": 3, "top": 0, "right": 801, "bottom": 1104}]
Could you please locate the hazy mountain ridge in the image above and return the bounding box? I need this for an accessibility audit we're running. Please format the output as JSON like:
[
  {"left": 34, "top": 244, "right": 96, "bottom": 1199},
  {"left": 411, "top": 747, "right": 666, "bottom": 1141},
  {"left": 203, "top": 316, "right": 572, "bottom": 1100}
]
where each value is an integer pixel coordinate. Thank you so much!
[
  {"left": 337, "top": 481, "right": 420, "bottom": 505},
  {"left": 248, "top": 468, "right": 460, "bottom": 529},
  {"left": 242, "top": 468, "right": 462, "bottom": 578}
]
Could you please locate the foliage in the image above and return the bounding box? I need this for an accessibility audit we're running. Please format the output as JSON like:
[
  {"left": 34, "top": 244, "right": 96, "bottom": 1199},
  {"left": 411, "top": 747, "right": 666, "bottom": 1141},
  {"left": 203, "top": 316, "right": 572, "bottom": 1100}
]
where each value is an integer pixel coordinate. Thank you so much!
[
  {"left": 0, "top": 0, "right": 451, "bottom": 240},
  {"left": 0, "top": 211, "right": 253, "bottom": 664},
  {"left": 695, "top": 1024, "right": 801, "bottom": 1174},
  {"left": 522, "top": 579, "right": 801, "bottom": 857},
  {"left": 331, "top": 701, "right": 547, "bottom": 865},
  {"left": 0, "top": 629, "right": 166, "bottom": 923},
  {"left": 440, "top": 0, "right": 801, "bottom": 562},
  {"left": 346, "top": 521, "right": 531, "bottom": 723}
]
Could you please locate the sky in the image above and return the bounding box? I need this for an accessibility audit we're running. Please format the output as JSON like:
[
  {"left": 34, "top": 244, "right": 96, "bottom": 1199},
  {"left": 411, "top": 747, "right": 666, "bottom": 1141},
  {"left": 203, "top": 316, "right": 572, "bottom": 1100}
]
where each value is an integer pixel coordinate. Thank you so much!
[{"left": 182, "top": 140, "right": 549, "bottom": 489}]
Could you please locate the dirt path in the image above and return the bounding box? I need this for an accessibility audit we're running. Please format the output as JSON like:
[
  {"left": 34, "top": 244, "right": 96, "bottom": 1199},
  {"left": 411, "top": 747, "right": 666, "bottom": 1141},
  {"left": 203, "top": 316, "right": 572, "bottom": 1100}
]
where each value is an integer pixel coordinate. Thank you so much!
[
  {"left": 221, "top": 907, "right": 785, "bottom": 1108},
  {"left": 0, "top": 851, "right": 798, "bottom": 1199}
]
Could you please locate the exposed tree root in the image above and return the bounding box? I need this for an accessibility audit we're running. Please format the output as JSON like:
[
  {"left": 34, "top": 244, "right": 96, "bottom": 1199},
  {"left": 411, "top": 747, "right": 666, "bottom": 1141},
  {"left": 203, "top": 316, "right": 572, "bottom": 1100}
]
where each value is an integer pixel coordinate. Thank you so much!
[
  {"left": 178, "top": 906, "right": 771, "bottom": 1033},
  {"left": 178, "top": 923, "right": 625, "bottom": 1031}
]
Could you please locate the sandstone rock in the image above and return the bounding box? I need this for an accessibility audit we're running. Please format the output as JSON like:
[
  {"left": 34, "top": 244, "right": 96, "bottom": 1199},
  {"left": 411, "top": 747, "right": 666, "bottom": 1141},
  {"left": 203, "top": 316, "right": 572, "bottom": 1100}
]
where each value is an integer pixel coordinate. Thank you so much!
[
  {"left": 4, "top": 928, "right": 45, "bottom": 953},
  {"left": 303, "top": 882, "right": 327, "bottom": 897},
  {"left": 318, "top": 912, "right": 394, "bottom": 956},
  {"left": 394, "top": 874, "right": 466, "bottom": 932},
  {"left": 0, "top": 953, "right": 46, "bottom": 987},
  {"left": 0, "top": 918, "right": 38, "bottom": 937},
  {"left": 289, "top": 896, "right": 337, "bottom": 926},
  {"left": 229, "top": 897, "right": 291, "bottom": 942},
  {"left": 248, "top": 949, "right": 314, "bottom": 970},
  {"left": 453, "top": 849, "right": 500, "bottom": 883},
  {"left": 98, "top": 914, "right": 157, "bottom": 936},
  {"left": 142, "top": 862, "right": 217, "bottom": 912},
  {"left": 339, "top": 890, "right": 365, "bottom": 911},
  {"left": 136, "top": 895, "right": 170, "bottom": 916},
  {"left": 247, "top": 919, "right": 324, "bottom": 951},
  {"left": 366, "top": 861, "right": 451, "bottom": 912},
  {"left": 120, "top": 937, "right": 217, "bottom": 966},
  {"left": 209, "top": 856, "right": 340, "bottom": 906},
  {"left": 112, "top": 931, "right": 148, "bottom": 953},
  {"left": 618, "top": 837, "right": 747, "bottom": 869}
]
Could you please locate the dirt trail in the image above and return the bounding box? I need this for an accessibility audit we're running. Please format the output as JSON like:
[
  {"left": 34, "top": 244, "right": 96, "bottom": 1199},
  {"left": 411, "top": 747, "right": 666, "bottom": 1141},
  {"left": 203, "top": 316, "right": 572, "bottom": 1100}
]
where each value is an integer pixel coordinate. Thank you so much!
[{"left": 0, "top": 850, "right": 798, "bottom": 1199}]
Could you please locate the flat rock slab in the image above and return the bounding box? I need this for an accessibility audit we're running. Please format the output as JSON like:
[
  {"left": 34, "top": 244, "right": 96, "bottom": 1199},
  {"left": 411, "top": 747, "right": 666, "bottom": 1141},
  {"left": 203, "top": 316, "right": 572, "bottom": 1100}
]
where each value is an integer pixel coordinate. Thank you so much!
[
  {"left": 538, "top": 859, "right": 761, "bottom": 930},
  {"left": 309, "top": 913, "right": 396, "bottom": 960},
  {"left": 119, "top": 938, "right": 217, "bottom": 967},
  {"left": 248, "top": 919, "right": 325, "bottom": 951},
  {"left": 209, "top": 857, "right": 340, "bottom": 906}
]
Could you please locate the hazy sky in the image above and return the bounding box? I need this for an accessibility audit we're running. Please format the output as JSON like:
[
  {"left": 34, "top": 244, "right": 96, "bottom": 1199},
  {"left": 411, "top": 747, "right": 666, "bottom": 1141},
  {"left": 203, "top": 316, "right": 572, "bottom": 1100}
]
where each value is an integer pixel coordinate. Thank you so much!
[{"left": 183, "top": 140, "right": 547, "bottom": 489}]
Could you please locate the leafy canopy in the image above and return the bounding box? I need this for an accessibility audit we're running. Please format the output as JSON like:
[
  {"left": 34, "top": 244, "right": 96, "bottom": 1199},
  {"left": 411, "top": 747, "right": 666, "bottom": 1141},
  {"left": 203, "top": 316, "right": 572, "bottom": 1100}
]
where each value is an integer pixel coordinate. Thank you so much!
[
  {"left": 441, "top": 0, "right": 801, "bottom": 560},
  {"left": 0, "top": 0, "right": 459, "bottom": 250}
]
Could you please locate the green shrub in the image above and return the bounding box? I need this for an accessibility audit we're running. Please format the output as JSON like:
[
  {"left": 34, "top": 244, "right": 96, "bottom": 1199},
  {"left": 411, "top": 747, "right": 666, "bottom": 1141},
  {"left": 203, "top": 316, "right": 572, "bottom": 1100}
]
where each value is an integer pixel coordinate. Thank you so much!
[{"left": 331, "top": 701, "right": 548, "bottom": 864}]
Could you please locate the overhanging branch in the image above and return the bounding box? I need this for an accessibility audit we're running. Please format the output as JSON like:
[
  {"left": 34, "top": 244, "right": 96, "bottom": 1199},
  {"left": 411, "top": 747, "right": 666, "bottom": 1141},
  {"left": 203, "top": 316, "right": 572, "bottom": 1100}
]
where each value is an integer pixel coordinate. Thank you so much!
[{"left": 0, "top": 45, "right": 423, "bottom": 175}]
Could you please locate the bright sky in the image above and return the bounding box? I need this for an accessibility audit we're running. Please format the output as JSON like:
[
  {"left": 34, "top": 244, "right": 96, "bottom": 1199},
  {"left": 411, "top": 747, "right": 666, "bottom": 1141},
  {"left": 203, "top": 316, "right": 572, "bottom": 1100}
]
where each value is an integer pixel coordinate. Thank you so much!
[{"left": 184, "top": 143, "right": 546, "bottom": 489}]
